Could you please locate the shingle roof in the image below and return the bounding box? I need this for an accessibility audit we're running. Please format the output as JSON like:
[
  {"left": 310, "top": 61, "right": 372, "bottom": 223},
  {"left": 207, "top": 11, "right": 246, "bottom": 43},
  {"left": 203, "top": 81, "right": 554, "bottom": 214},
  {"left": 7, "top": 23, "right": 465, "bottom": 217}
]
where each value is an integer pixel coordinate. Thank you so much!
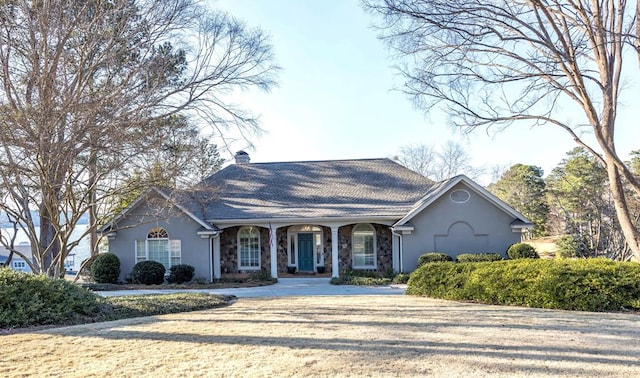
[{"left": 176, "top": 158, "right": 434, "bottom": 221}]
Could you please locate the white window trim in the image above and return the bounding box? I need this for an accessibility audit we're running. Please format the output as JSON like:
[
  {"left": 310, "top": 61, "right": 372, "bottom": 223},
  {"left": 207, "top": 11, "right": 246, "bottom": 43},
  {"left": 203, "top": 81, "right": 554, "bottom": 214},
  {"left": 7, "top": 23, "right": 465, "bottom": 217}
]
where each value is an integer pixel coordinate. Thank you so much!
[
  {"left": 134, "top": 228, "right": 181, "bottom": 270},
  {"left": 286, "top": 226, "right": 324, "bottom": 270},
  {"left": 352, "top": 223, "right": 377, "bottom": 269},
  {"left": 238, "top": 226, "right": 261, "bottom": 271}
]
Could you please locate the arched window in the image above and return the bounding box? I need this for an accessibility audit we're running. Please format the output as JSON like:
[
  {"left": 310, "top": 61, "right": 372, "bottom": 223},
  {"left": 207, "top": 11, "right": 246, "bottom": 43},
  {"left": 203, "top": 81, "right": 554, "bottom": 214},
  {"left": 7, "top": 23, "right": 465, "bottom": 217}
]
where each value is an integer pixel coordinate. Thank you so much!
[
  {"left": 238, "top": 226, "right": 260, "bottom": 270},
  {"left": 148, "top": 227, "right": 168, "bottom": 239},
  {"left": 352, "top": 224, "right": 376, "bottom": 269},
  {"left": 135, "top": 227, "right": 181, "bottom": 270}
]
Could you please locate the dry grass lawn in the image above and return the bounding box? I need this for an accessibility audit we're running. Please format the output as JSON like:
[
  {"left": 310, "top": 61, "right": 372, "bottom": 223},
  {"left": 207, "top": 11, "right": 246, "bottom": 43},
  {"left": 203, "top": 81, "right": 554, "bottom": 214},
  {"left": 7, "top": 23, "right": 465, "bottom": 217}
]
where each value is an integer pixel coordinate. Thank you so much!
[{"left": 2, "top": 295, "right": 639, "bottom": 377}]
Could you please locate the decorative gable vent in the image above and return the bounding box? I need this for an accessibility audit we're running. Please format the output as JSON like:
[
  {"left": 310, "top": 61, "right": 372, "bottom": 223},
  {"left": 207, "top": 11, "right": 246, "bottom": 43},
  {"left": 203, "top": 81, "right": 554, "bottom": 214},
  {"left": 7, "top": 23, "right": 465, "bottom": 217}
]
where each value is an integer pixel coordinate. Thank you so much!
[{"left": 450, "top": 189, "right": 470, "bottom": 203}]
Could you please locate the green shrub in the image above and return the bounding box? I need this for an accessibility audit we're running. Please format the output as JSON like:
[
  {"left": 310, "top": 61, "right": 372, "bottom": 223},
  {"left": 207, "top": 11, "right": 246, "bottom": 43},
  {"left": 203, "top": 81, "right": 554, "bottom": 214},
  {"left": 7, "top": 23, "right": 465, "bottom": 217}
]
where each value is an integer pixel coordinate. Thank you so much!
[
  {"left": 418, "top": 252, "right": 453, "bottom": 266},
  {"left": 391, "top": 273, "right": 411, "bottom": 284},
  {"left": 0, "top": 268, "right": 100, "bottom": 328},
  {"left": 330, "top": 275, "right": 391, "bottom": 286},
  {"left": 456, "top": 253, "right": 503, "bottom": 263},
  {"left": 131, "top": 261, "right": 166, "bottom": 285},
  {"left": 247, "top": 269, "right": 275, "bottom": 282},
  {"left": 341, "top": 269, "right": 379, "bottom": 278},
  {"left": 407, "top": 258, "right": 640, "bottom": 312},
  {"left": 384, "top": 267, "right": 396, "bottom": 279},
  {"left": 90, "top": 253, "right": 121, "bottom": 284},
  {"left": 506, "top": 243, "right": 540, "bottom": 259},
  {"left": 556, "top": 235, "right": 580, "bottom": 258},
  {"left": 79, "top": 255, "right": 99, "bottom": 280},
  {"left": 167, "top": 264, "right": 195, "bottom": 284}
]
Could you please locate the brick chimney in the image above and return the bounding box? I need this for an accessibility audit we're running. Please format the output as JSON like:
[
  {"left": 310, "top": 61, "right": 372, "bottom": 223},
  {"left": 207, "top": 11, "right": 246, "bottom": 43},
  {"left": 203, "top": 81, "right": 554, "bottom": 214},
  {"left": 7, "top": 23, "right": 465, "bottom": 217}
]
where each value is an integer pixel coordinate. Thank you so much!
[{"left": 234, "top": 150, "right": 250, "bottom": 164}]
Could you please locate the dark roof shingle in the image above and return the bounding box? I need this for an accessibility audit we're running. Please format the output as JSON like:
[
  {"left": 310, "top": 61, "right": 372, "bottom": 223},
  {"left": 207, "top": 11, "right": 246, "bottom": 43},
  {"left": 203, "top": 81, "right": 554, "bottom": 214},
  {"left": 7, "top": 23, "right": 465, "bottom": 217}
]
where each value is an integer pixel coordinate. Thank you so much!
[{"left": 178, "top": 158, "right": 434, "bottom": 221}]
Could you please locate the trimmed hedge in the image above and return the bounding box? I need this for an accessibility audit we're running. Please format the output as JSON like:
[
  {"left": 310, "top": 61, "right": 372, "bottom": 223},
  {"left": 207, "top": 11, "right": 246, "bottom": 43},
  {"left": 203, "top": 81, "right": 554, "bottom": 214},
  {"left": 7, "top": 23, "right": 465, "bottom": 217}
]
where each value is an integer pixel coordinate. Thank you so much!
[
  {"left": 330, "top": 276, "right": 391, "bottom": 286},
  {"left": 131, "top": 261, "right": 166, "bottom": 285},
  {"left": 456, "top": 253, "right": 503, "bottom": 263},
  {"left": 0, "top": 268, "right": 100, "bottom": 328},
  {"left": 91, "top": 253, "right": 121, "bottom": 284},
  {"left": 167, "top": 264, "right": 195, "bottom": 284},
  {"left": 407, "top": 259, "right": 640, "bottom": 311},
  {"left": 418, "top": 252, "right": 453, "bottom": 266},
  {"left": 507, "top": 243, "right": 539, "bottom": 259},
  {"left": 392, "top": 273, "right": 411, "bottom": 284}
]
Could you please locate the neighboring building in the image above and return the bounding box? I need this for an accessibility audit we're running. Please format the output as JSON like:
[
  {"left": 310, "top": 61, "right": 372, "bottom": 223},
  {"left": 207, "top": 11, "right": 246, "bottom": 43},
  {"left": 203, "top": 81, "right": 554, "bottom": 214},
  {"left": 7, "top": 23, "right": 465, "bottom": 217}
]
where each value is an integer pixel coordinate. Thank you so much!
[
  {"left": 0, "top": 244, "right": 33, "bottom": 273},
  {"left": 0, "top": 244, "right": 75, "bottom": 274},
  {"left": 102, "top": 152, "right": 532, "bottom": 282}
]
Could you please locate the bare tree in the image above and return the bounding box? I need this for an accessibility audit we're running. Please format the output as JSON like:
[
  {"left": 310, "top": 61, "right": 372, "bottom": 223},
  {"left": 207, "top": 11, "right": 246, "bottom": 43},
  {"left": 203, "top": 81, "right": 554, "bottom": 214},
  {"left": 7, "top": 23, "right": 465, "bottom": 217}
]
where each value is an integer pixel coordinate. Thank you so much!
[
  {"left": 396, "top": 140, "right": 484, "bottom": 181},
  {"left": 396, "top": 144, "right": 436, "bottom": 177},
  {"left": 0, "top": 0, "right": 278, "bottom": 276},
  {"left": 364, "top": 0, "right": 640, "bottom": 260}
]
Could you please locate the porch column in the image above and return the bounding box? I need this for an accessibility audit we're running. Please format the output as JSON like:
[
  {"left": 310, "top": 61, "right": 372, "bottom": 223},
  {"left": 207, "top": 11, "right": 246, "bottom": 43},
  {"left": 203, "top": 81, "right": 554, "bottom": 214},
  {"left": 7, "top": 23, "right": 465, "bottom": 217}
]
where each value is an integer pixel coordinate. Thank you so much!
[
  {"left": 270, "top": 225, "right": 278, "bottom": 279},
  {"left": 331, "top": 226, "right": 339, "bottom": 278},
  {"left": 213, "top": 235, "right": 221, "bottom": 280},
  {"left": 391, "top": 231, "right": 399, "bottom": 273}
]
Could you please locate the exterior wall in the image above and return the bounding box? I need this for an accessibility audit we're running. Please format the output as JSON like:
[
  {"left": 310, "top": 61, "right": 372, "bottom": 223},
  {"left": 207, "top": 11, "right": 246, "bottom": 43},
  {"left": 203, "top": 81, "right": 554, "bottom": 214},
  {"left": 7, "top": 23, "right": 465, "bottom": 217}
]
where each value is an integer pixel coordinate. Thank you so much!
[
  {"left": 276, "top": 227, "right": 288, "bottom": 273},
  {"left": 337, "top": 224, "right": 393, "bottom": 273},
  {"left": 401, "top": 182, "right": 522, "bottom": 272},
  {"left": 278, "top": 226, "right": 333, "bottom": 274},
  {"left": 320, "top": 226, "right": 333, "bottom": 274},
  {"left": 219, "top": 226, "right": 271, "bottom": 274},
  {"left": 220, "top": 223, "right": 392, "bottom": 276},
  {"left": 107, "top": 196, "right": 211, "bottom": 282},
  {"left": 0, "top": 245, "right": 34, "bottom": 273}
]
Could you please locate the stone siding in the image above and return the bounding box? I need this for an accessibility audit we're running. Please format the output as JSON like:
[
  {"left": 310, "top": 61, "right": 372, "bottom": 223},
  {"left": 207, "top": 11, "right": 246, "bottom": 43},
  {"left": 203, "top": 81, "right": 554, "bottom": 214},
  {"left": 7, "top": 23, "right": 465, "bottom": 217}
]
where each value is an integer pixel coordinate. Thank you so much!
[
  {"left": 276, "top": 227, "right": 288, "bottom": 273},
  {"left": 338, "top": 223, "right": 392, "bottom": 273},
  {"left": 219, "top": 226, "right": 271, "bottom": 274},
  {"left": 220, "top": 223, "right": 392, "bottom": 276}
]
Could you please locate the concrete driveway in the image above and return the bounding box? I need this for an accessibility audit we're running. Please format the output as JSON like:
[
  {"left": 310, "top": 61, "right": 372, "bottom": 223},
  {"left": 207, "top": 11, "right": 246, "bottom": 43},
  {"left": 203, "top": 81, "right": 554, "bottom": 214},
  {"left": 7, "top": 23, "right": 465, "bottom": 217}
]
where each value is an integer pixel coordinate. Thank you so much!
[{"left": 96, "top": 277, "right": 407, "bottom": 298}]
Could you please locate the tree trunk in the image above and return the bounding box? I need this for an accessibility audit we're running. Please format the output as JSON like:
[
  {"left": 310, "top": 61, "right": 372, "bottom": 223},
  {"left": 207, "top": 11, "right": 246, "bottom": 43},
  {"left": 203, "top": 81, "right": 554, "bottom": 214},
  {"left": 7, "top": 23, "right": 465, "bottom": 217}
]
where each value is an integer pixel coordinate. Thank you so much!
[
  {"left": 39, "top": 210, "right": 61, "bottom": 277},
  {"left": 605, "top": 157, "right": 640, "bottom": 261},
  {"left": 88, "top": 148, "right": 99, "bottom": 258}
]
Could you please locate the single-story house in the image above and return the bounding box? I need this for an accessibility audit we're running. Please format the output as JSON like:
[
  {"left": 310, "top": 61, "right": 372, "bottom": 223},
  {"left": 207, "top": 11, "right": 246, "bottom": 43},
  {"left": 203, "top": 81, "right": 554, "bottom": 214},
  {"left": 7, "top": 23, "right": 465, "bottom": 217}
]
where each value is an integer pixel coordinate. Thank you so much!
[
  {"left": 0, "top": 244, "right": 33, "bottom": 273},
  {"left": 102, "top": 152, "right": 532, "bottom": 281}
]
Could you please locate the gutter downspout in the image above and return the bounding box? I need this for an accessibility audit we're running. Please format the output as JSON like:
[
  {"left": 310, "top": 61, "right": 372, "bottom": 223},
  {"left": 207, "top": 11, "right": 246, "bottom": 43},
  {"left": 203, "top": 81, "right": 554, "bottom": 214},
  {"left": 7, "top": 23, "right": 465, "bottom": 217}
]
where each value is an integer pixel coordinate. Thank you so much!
[
  {"left": 391, "top": 228, "right": 404, "bottom": 273},
  {"left": 209, "top": 235, "right": 214, "bottom": 283}
]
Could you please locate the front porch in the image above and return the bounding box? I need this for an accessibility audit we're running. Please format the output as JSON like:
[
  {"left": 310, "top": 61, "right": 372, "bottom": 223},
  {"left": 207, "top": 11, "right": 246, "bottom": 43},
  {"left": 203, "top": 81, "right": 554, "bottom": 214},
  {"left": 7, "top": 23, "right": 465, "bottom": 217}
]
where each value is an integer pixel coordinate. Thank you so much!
[{"left": 212, "top": 222, "right": 395, "bottom": 279}]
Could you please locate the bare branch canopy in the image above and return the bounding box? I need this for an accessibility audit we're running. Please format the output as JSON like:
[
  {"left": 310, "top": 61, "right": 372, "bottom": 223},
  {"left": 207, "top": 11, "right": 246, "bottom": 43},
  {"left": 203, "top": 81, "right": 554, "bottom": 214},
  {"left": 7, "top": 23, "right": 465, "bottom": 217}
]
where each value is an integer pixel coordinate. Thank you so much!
[{"left": 364, "top": 0, "right": 640, "bottom": 260}]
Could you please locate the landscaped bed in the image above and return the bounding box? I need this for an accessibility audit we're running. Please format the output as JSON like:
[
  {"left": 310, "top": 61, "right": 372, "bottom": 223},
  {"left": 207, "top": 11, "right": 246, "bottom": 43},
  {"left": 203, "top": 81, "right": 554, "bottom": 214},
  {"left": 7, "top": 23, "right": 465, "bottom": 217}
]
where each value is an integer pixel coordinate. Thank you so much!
[{"left": 0, "top": 267, "right": 261, "bottom": 331}]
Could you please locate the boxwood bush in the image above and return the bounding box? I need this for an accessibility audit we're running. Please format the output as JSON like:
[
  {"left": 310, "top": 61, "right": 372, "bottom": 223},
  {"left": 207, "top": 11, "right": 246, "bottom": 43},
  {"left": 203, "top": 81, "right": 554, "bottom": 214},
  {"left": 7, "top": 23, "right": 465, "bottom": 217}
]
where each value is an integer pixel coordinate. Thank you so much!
[
  {"left": 0, "top": 268, "right": 100, "bottom": 328},
  {"left": 167, "top": 264, "right": 195, "bottom": 284},
  {"left": 418, "top": 252, "right": 453, "bottom": 266},
  {"left": 506, "top": 243, "right": 539, "bottom": 259},
  {"left": 90, "top": 253, "right": 121, "bottom": 284},
  {"left": 456, "top": 253, "right": 503, "bottom": 263},
  {"left": 407, "top": 259, "right": 640, "bottom": 312},
  {"left": 131, "top": 260, "right": 166, "bottom": 285}
]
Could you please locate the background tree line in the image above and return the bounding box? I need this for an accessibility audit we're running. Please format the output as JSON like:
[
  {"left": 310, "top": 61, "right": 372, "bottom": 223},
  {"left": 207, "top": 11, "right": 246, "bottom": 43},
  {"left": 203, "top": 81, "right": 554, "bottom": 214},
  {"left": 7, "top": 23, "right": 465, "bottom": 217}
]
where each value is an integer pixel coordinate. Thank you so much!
[
  {"left": 488, "top": 148, "right": 640, "bottom": 261},
  {"left": 397, "top": 142, "right": 640, "bottom": 261}
]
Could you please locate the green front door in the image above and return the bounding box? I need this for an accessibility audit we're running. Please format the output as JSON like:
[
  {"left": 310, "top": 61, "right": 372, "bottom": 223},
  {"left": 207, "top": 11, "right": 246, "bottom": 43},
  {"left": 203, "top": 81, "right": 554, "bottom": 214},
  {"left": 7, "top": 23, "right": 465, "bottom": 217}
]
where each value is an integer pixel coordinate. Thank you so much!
[{"left": 297, "top": 233, "right": 314, "bottom": 271}]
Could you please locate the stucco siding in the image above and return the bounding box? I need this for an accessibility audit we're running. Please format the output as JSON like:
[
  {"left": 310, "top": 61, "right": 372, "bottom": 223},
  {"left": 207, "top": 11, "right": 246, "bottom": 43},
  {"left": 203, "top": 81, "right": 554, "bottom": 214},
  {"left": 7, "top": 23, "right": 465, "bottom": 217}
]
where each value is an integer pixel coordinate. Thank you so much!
[
  {"left": 401, "top": 182, "right": 521, "bottom": 271},
  {"left": 108, "top": 197, "right": 211, "bottom": 282}
]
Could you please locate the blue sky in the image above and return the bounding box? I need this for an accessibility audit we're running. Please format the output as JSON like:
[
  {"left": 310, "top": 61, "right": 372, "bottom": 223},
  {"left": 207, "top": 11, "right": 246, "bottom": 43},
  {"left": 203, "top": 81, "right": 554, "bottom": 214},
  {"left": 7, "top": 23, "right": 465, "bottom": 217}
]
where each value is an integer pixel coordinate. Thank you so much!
[{"left": 211, "top": 1, "right": 637, "bottom": 184}]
